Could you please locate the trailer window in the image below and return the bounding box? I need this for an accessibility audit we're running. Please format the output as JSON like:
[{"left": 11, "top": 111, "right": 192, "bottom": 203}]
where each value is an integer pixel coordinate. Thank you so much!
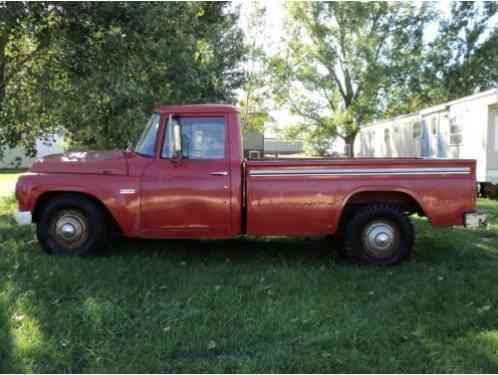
[
  {"left": 412, "top": 122, "right": 421, "bottom": 139},
  {"left": 449, "top": 116, "right": 462, "bottom": 146},
  {"left": 495, "top": 112, "right": 498, "bottom": 151},
  {"left": 384, "top": 128, "right": 390, "bottom": 143},
  {"left": 431, "top": 117, "right": 438, "bottom": 135}
]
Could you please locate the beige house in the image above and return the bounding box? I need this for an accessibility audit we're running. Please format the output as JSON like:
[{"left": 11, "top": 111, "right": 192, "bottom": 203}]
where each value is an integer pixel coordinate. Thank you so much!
[{"left": 355, "top": 88, "right": 498, "bottom": 184}]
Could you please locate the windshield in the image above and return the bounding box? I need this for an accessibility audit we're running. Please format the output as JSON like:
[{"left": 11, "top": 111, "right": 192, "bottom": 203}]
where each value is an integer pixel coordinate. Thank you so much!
[{"left": 134, "top": 113, "right": 160, "bottom": 157}]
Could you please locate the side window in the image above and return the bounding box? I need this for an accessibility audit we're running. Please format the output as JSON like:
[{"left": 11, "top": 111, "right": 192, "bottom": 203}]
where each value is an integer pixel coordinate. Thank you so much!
[
  {"left": 449, "top": 116, "right": 462, "bottom": 146},
  {"left": 162, "top": 117, "right": 225, "bottom": 160}
]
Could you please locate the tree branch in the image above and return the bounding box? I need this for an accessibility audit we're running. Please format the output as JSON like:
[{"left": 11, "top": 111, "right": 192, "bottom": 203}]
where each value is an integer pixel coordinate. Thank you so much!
[{"left": 0, "top": 44, "right": 47, "bottom": 90}]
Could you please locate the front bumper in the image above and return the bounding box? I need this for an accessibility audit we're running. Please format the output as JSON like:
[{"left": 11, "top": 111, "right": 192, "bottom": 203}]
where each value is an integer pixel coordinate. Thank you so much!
[
  {"left": 464, "top": 211, "right": 488, "bottom": 229},
  {"left": 14, "top": 211, "right": 32, "bottom": 226}
]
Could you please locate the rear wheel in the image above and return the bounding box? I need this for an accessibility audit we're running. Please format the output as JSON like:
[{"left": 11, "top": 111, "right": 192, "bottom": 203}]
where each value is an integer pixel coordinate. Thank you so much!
[
  {"left": 37, "top": 195, "right": 109, "bottom": 256},
  {"left": 343, "top": 204, "right": 414, "bottom": 265}
]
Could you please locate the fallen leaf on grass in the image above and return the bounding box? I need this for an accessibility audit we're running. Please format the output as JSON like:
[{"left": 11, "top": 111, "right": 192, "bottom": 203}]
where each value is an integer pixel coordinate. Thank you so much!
[
  {"left": 207, "top": 340, "right": 217, "bottom": 350},
  {"left": 478, "top": 305, "right": 491, "bottom": 314},
  {"left": 14, "top": 313, "right": 23, "bottom": 321}
]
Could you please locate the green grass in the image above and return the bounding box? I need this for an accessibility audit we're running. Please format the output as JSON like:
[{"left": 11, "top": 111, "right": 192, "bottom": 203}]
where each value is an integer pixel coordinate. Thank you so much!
[
  {"left": 0, "top": 169, "right": 26, "bottom": 183},
  {"left": 0, "top": 169, "right": 26, "bottom": 197},
  {"left": 1, "top": 197, "right": 497, "bottom": 373}
]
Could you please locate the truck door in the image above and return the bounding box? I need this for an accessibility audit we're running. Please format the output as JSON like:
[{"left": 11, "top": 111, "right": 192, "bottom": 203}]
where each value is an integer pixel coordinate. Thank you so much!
[{"left": 140, "top": 115, "right": 230, "bottom": 237}]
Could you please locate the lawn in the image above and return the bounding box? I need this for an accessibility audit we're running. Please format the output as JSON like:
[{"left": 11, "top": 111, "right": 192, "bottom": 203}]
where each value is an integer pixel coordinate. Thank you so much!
[
  {"left": 0, "top": 169, "right": 26, "bottom": 197},
  {"left": 0, "top": 196, "right": 497, "bottom": 373}
]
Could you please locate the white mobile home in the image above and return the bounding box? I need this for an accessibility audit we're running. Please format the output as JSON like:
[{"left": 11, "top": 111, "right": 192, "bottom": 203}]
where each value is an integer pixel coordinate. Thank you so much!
[
  {"left": 0, "top": 134, "right": 65, "bottom": 169},
  {"left": 355, "top": 89, "right": 498, "bottom": 184}
]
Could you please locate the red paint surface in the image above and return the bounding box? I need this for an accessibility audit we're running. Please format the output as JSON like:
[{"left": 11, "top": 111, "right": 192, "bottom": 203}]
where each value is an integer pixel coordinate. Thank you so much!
[
  {"left": 246, "top": 158, "right": 476, "bottom": 235},
  {"left": 15, "top": 104, "right": 477, "bottom": 239},
  {"left": 31, "top": 150, "right": 128, "bottom": 176}
]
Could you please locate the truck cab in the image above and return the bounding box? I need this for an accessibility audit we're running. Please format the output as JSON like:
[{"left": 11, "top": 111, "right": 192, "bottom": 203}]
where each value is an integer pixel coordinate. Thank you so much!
[{"left": 133, "top": 105, "right": 243, "bottom": 238}]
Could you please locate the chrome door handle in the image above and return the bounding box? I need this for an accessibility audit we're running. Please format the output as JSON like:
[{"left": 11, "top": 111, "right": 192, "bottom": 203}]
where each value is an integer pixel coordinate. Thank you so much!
[{"left": 210, "top": 171, "right": 228, "bottom": 176}]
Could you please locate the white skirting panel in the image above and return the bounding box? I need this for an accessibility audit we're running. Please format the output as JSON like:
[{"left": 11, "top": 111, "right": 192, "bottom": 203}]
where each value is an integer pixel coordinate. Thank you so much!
[{"left": 487, "top": 170, "right": 498, "bottom": 183}]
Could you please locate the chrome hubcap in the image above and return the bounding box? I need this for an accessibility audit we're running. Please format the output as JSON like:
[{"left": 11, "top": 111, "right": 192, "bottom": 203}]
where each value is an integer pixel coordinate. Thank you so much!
[
  {"left": 51, "top": 210, "right": 88, "bottom": 249},
  {"left": 362, "top": 221, "right": 398, "bottom": 257},
  {"left": 60, "top": 223, "right": 77, "bottom": 239}
]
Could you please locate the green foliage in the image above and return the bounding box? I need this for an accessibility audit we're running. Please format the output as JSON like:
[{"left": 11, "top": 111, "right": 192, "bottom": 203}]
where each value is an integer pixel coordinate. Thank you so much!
[
  {"left": 270, "top": 2, "right": 429, "bottom": 156},
  {"left": 384, "top": 2, "right": 498, "bottom": 116},
  {"left": 0, "top": 2, "right": 244, "bottom": 154},
  {"left": 2, "top": 2, "right": 497, "bottom": 157},
  {"left": 426, "top": 2, "right": 498, "bottom": 102},
  {"left": 271, "top": 2, "right": 498, "bottom": 156},
  {"left": 0, "top": 196, "right": 498, "bottom": 372},
  {"left": 237, "top": 1, "right": 272, "bottom": 134}
]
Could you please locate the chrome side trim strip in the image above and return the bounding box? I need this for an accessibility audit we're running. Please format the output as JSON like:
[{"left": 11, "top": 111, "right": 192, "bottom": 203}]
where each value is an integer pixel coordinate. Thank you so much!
[
  {"left": 119, "top": 189, "right": 136, "bottom": 194},
  {"left": 249, "top": 167, "right": 471, "bottom": 177}
]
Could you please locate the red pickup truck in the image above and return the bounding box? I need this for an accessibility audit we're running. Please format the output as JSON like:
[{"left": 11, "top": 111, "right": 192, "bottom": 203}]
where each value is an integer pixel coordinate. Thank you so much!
[{"left": 14, "top": 104, "right": 487, "bottom": 265}]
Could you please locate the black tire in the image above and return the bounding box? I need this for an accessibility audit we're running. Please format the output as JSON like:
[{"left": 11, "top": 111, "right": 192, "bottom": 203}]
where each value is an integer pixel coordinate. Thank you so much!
[
  {"left": 36, "top": 194, "right": 109, "bottom": 256},
  {"left": 331, "top": 206, "right": 358, "bottom": 259},
  {"left": 344, "top": 204, "right": 414, "bottom": 265}
]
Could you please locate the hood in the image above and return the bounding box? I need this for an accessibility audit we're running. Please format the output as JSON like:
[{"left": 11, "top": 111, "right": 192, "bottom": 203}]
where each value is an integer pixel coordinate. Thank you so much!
[{"left": 30, "top": 150, "right": 128, "bottom": 176}]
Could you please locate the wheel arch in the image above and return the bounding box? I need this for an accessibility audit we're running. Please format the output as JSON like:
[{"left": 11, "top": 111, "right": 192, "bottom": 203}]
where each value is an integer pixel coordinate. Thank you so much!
[
  {"left": 32, "top": 190, "right": 123, "bottom": 234},
  {"left": 338, "top": 188, "right": 426, "bottom": 227}
]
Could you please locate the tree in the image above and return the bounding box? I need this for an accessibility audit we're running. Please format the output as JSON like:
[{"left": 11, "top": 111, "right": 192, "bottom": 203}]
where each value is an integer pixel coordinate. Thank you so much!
[
  {"left": 0, "top": 2, "right": 64, "bottom": 156},
  {"left": 55, "top": 2, "right": 244, "bottom": 150},
  {"left": 271, "top": 2, "right": 429, "bottom": 157},
  {"left": 0, "top": 2, "right": 244, "bottom": 155},
  {"left": 368, "top": 2, "right": 498, "bottom": 119},
  {"left": 238, "top": 1, "right": 272, "bottom": 134},
  {"left": 425, "top": 1, "right": 498, "bottom": 102}
]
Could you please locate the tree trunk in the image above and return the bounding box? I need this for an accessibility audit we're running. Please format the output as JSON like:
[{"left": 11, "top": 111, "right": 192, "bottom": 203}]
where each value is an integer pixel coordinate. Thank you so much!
[
  {"left": 0, "top": 34, "right": 7, "bottom": 114},
  {"left": 345, "top": 133, "right": 356, "bottom": 158}
]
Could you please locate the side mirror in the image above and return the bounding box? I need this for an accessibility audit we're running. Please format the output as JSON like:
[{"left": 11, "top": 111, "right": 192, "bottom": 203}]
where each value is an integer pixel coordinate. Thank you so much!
[
  {"left": 171, "top": 115, "right": 182, "bottom": 159},
  {"left": 173, "top": 122, "right": 182, "bottom": 158}
]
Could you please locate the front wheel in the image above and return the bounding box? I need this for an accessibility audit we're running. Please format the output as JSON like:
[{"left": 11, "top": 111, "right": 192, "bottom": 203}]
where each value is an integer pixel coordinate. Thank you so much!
[
  {"left": 344, "top": 204, "right": 414, "bottom": 265},
  {"left": 37, "top": 195, "right": 109, "bottom": 256}
]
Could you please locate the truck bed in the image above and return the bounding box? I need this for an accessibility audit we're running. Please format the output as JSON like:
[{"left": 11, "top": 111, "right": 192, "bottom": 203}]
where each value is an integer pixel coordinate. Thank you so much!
[{"left": 245, "top": 158, "right": 476, "bottom": 236}]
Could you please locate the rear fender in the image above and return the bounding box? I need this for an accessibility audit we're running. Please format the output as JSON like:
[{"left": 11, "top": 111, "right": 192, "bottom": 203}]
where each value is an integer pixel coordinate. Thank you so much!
[{"left": 337, "top": 186, "right": 426, "bottom": 227}]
